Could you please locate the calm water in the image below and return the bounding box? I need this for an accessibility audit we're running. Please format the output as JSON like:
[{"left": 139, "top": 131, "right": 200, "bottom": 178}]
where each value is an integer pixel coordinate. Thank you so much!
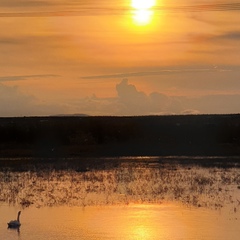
[
  {"left": 0, "top": 157, "right": 239, "bottom": 239},
  {"left": 1, "top": 203, "right": 239, "bottom": 240}
]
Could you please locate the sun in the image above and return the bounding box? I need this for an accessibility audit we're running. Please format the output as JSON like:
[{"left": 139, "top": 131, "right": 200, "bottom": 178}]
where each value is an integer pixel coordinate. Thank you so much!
[
  {"left": 131, "top": 0, "right": 156, "bottom": 25},
  {"left": 133, "top": 10, "right": 153, "bottom": 25},
  {"left": 131, "top": 0, "right": 156, "bottom": 10}
]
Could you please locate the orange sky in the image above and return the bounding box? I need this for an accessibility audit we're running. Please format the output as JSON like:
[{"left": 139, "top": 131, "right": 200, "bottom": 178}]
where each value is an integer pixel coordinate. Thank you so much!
[{"left": 1, "top": 0, "right": 240, "bottom": 116}]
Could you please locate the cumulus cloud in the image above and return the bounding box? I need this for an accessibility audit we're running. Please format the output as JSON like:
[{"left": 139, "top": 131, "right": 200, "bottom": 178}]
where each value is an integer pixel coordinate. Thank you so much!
[
  {"left": 115, "top": 79, "right": 148, "bottom": 115},
  {"left": 0, "top": 83, "right": 36, "bottom": 116},
  {"left": 0, "top": 83, "right": 65, "bottom": 117},
  {"left": 116, "top": 79, "right": 146, "bottom": 102},
  {"left": 117, "top": 79, "right": 187, "bottom": 115},
  {"left": 72, "top": 79, "right": 183, "bottom": 116},
  {"left": 73, "top": 79, "right": 240, "bottom": 116},
  {"left": 66, "top": 79, "right": 183, "bottom": 116},
  {"left": 111, "top": 79, "right": 182, "bottom": 115}
]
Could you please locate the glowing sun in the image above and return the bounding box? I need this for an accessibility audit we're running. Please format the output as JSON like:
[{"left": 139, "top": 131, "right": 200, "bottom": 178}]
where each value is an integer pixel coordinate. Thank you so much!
[{"left": 131, "top": 0, "right": 156, "bottom": 25}]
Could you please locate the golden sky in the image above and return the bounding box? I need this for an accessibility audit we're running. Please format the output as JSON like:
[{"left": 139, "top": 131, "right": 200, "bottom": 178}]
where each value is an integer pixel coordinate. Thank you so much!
[{"left": 1, "top": 0, "right": 240, "bottom": 116}]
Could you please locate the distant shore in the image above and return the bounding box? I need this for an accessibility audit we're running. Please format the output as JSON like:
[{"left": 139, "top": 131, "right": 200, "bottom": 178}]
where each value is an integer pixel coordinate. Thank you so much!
[
  {"left": 0, "top": 156, "right": 239, "bottom": 172},
  {"left": 1, "top": 114, "right": 240, "bottom": 159}
]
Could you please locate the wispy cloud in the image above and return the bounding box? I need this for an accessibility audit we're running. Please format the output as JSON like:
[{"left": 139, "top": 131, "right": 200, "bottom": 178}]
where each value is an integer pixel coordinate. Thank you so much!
[
  {"left": 162, "top": 3, "right": 240, "bottom": 13},
  {"left": 0, "top": 0, "right": 52, "bottom": 8},
  {"left": 217, "top": 31, "right": 240, "bottom": 41},
  {"left": 0, "top": 37, "right": 26, "bottom": 45},
  {"left": 0, "top": 74, "right": 60, "bottom": 82},
  {"left": 81, "top": 67, "right": 231, "bottom": 79},
  {"left": 0, "top": 2, "right": 240, "bottom": 17}
]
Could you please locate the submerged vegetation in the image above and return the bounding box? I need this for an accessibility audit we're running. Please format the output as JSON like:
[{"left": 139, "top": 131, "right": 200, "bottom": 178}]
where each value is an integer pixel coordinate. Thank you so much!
[{"left": 0, "top": 159, "right": 239, "bottom": 212}]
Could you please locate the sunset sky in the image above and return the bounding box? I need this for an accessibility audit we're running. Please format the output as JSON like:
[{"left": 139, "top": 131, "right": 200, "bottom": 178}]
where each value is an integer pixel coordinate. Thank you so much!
[{"left": 1, "top": 0, "right": 240, "bottom": 116}]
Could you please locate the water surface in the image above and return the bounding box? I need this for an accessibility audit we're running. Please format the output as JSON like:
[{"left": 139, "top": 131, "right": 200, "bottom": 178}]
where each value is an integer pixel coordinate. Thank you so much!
[
  {"left": 1, "top": 203, "right": 239, "bottom": 240},
  {"left": 0, "top": 157, "right": 239, "bottom": 239}
]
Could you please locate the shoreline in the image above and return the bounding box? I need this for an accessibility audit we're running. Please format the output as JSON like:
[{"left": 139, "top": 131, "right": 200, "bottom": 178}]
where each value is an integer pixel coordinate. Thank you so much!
[
  {"left": 0, "top": 155, "right": 239, "bottom": 171},
  {"left": 1, "top": 114, "right": 240, "bottom": 159}
]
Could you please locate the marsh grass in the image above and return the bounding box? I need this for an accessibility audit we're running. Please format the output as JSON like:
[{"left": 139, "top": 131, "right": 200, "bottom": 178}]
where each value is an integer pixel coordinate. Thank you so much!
[{"left": 0, "top": 160, "right": 239, "bottom": 212}]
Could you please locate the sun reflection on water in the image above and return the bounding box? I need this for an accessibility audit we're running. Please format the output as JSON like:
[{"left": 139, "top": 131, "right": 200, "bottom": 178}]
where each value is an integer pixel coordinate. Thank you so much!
[{"left": 126, "top": 205, "right": 157, "bottom": 239}]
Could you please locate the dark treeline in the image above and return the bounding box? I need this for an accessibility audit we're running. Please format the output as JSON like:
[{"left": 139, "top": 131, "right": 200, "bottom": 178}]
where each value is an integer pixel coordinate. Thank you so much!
[{"left": 0, "top": 114, "right": 240, "bottom": 158}]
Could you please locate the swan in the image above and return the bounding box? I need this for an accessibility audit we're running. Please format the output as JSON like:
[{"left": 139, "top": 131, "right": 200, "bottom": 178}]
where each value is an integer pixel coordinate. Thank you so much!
[{"left": 7, "top": 211, "right": 21, "bottom": 228}]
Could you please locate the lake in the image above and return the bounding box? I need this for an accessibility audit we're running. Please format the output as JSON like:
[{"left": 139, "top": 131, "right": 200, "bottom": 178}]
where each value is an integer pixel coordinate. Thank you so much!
[{"left": 0, "top": 157, "right": 239, "bottom": 239}]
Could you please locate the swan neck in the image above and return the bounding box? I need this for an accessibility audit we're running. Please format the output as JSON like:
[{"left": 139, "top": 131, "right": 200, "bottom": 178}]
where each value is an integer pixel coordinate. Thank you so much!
[{"left": 17, "top": 212, "right": 21, "bottom": 222}]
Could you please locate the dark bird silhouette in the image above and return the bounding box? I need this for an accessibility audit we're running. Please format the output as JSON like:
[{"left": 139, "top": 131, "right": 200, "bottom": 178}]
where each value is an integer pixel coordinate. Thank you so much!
[{"left": 7, "top": 211, "right": 21, "bottom": 228}]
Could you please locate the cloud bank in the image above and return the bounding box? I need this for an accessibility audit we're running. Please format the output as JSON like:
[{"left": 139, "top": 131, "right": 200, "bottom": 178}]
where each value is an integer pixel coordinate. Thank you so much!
[
  {"left": 1, "top": 79, "right": 240, "bottom": 117},
  {"left": 0, "top": 83, "right": 65, "bottom": 117},
  {"left": 70, "top": 79, "right": 240, "bottom": 116}
]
